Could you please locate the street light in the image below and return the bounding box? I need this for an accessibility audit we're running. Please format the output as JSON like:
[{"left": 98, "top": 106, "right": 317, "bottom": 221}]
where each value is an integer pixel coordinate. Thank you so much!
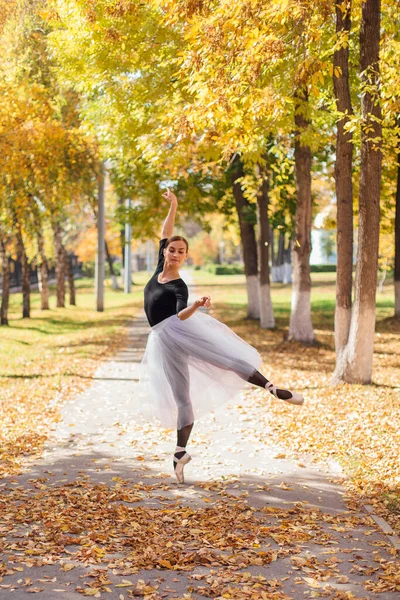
[
  {"left": 219, "top": 240, "right": 225, "bottom": 264},
  {"left": 124, "top": 198, "right": 132, "bottom": 293},
  {"left": 95, "top": 160, "right": 106, "bottom": 312}
]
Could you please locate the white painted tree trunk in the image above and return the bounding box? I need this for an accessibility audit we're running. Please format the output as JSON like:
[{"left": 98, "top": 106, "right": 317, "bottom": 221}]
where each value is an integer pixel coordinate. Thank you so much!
[
  {"left": 283, "top": 262, "right": 292, "bottom": 284},
  {"left": 111, "top": 274, "right": 119, "bottom": 290},
  {"left": 271, "top": 264, "right": 284, "bottom": 282},
  {"left": 259, "top": 283, "right": 275, "bottom": 328},
  {"left": 339, "top": 305, "right": 376, "bottom": 383},
  {"left": 246, "top": 275, "right": 260, "bottom": 319},
  {"left": 289, "top": 289, "right": 314, "bottom": 343},
  {"left": 334, "top": 305, "right": 352, "bottom": 367}
]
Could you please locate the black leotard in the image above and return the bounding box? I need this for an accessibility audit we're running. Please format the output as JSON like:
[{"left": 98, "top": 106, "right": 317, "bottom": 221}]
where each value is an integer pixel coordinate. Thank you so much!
[{"left": 144, "top": 239, "right": 189, "bottom": 327}]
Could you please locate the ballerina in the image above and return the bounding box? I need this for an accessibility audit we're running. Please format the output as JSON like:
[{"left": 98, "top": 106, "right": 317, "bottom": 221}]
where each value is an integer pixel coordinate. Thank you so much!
[{"left": 140, "top": 189, "right": 304, "bottom": 483}]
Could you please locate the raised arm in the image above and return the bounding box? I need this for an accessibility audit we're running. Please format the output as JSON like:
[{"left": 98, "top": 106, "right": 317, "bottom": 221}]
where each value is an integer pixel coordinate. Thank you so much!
[{"left": 160, "top": 189, "right": 178, "bottom": 239}]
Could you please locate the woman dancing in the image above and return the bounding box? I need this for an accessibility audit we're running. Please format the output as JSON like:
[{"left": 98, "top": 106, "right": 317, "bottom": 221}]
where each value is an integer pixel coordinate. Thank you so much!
[{"left": 140, "top": 190, "right": 304, "bottom": 484}]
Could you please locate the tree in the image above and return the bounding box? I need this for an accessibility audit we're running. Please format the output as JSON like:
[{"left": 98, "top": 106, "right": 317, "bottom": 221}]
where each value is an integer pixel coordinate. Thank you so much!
[
  {"left": 230, "top": 155, "right": 260, "bottom": 319},
  {"left": 288, "top": 90, "right": 314, "bottom": 343},
  {"left": 0, "top": 227, "right": 10, "bottom": 325},
  {"left": 105, "top": 240, "right": 120, "bottom": 290},
  {"left": 15, "top": 222, "right": 30, "bottom": 318},
  {"left": 0, "top": 0, "right": 99, "bottom": 317},
  {"left": 335, "top": 0, "right": 383, "bottom": 383},
  {"left": 396, "top": 140, "right": 400, "bottom": 316},
  {"left": 256, "top": 158, "right": 274, "bottom": 328},
  {"left": 333, "top": 0, "right": 354, "bottom": 362},
  {"left": 35, "top": 216, "right": 50, "bottom": 310},
  {"left": 51, "top": 221, "right": 65, "bottom": 308}
]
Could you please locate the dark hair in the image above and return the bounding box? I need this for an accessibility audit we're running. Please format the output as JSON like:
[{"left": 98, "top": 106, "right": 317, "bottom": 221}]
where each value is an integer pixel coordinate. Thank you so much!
[{"left": 166, "top": 235, "right": 189, "bottom": 252}]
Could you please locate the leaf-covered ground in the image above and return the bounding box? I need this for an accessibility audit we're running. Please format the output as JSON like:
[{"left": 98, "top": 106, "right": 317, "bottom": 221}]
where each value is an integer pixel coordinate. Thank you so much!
[
  {"left": 194, "top": 274, "right": 400, "bottom": 537},
  {"left": 1, "top": 473, "right": 398, "bottom": 598}
]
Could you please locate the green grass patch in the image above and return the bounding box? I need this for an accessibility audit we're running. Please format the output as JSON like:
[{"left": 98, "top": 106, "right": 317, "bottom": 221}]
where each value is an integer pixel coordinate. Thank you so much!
[{"left": 189, "top": 269, "right": 395, "bottom": 334}]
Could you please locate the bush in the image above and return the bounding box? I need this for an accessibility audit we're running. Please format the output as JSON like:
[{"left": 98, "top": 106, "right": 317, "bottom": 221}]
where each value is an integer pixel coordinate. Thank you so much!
[
  {"left": 310, "top": 264, "right": 337, "bottom": 273},
  {"left": 80, "top": 259, "right": 122, "bottom": 278},
  {"left": 107, "top": 260, "right": 122, "bottom": 276},
  {"left": 81, "top": 261, "right": 95, "bottom": 277},
  {"left": 205, "top": 263, "right": 245, "bottom": 275}
]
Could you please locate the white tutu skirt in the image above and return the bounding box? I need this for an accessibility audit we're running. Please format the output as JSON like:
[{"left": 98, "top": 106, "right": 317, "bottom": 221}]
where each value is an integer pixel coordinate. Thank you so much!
[{"left": 137, "top": 311, "right": 262, "bottom": 429}]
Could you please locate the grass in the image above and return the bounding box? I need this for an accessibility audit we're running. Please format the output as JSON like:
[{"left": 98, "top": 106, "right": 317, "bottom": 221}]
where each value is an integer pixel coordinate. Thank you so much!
[{"left": 190, "top": 270, "right": 395, "bottom": 333}]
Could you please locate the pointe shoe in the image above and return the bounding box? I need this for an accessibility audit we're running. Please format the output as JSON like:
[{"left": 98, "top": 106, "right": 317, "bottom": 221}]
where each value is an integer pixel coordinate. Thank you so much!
[
  {"left": 173, "top": 446, "right": 192, "bottom": 484},
  {"left": 265, "top": 382, "right": 304, "bottom": 406}
]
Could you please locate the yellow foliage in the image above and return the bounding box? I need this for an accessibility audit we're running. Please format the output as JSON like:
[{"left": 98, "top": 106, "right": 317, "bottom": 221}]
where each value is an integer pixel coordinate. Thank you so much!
[{"left": 75, "top": 224, "right": 123, "bottom": 262}]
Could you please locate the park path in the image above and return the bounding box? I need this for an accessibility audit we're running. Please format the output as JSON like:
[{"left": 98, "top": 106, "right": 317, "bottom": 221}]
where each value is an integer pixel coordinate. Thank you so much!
[{"left": 0, "top": 273, "right": 399, "bottom": 599}]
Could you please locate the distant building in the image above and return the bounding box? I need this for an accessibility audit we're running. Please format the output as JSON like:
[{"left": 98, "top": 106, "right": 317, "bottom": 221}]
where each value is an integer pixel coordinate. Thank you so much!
[
  {"left": 310, "top": 229, "right": 337, "bottom": 265},
  {"left": 310, "top": 204, "right": 337, "bottom": 265}
]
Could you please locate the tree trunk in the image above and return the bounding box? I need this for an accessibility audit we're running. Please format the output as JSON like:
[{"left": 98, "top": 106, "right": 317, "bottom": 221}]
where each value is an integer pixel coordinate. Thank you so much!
[
  {"left": 336, "top": 0, "right": 382, "bottom": 382},
  {"left": 333, "top": 0, "right": 354, "bottom": 369},
  {"left": 16, "top": 228, "right": 30, "bottom": 318},
  {"left": 105, "top": 240, "right": 120, "bottom": 290},
  {"left": 37, "top": 227, "right": 50, "bottom": 310},
  {"left": 0, "top": 234, "right": 10, "bottom": 325},
  {"left": 256, "top": 160, "right": 275, "bottom": 328},
  {"left": 63, "top": 247, "right": 76, "bottom": 306},
  {"left": 395, "top": 127, "right": 400, "bottom": 316},
  {"left": 53, "top": 221, "right": 65, "bottom": 308},
  {"left": 288, "top": 90, "right": 314, "bottom": 343},
  {"left": 231, "top": 155, "right": 260, "bottom": 319}
]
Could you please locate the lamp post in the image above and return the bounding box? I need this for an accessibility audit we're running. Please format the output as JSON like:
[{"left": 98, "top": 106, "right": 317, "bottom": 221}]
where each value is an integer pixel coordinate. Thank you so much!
[
  {"left": 95, "top": 160, "right": 105, "bottom": 312},
  {"left": 219, "top": 240, "right": 225, "bottom": 264},
  {"left": 124, "top": 198, "right": 132, "bottom": 293}
]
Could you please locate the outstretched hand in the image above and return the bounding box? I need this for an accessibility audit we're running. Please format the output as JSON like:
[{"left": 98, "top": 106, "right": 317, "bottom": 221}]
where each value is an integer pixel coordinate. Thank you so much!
[
  {"left": 195, "top": 296, "right": 211, "bottom": 309},
  {"left": 162, "top": 187, "right": 178, "bottom": 204}
]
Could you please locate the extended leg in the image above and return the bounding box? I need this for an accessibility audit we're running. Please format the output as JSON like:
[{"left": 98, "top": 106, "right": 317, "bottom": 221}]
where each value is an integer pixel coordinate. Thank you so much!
[{"left": 247, "top": 369, "right": 304, "bottom": 405}]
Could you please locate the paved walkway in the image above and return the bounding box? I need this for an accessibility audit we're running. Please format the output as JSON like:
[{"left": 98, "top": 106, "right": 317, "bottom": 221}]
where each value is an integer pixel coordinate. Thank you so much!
[{"left": 0, "top": 280, "right": 398, "bottom": 599}]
